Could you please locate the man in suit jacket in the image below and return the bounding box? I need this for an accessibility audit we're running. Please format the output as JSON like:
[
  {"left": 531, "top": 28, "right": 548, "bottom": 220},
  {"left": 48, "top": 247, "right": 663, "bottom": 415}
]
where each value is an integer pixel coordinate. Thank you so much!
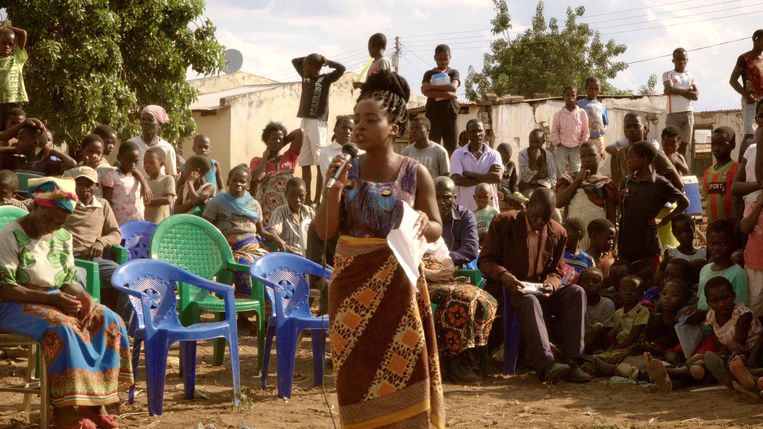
[{"left": 479, "top": 188, "right": 591, "bottom": 383}]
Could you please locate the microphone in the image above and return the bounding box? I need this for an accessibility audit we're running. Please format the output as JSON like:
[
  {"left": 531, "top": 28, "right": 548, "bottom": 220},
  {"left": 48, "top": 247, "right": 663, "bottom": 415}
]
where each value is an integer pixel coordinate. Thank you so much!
[{"left": 325, "top": 143, "right": 359, "bottom": 189}]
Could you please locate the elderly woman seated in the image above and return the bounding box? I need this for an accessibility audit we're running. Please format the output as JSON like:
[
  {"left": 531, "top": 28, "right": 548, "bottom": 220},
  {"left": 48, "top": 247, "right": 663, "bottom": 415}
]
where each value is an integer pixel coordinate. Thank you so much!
[
  {"left": 0, "top": 177, "right": 132, "bottom": 429},
  {"left": 425, "top": 177, "right": 497, "bottom": 383}
]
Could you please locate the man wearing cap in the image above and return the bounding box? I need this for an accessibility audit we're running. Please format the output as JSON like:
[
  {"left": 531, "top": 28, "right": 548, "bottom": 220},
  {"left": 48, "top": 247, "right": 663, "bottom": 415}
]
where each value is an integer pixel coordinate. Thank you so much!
[{"left": 62, "top": 166, "right": 124, "bottom": 318}]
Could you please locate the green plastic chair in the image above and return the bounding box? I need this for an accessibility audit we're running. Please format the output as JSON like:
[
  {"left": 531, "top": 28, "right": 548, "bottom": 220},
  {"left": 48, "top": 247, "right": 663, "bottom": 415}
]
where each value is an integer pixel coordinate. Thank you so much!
[
  {"left": 149, "top": 214, "right": 265, "bottom": 373},
  {"left": 0, "top": 206, "right": 101, "bottom": 301}
]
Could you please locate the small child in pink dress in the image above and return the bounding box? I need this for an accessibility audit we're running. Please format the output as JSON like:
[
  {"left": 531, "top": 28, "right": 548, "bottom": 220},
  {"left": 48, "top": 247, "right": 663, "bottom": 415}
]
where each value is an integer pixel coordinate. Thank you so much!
[{"left": 101, "top": 141, "right": 144, "bottom": 225}]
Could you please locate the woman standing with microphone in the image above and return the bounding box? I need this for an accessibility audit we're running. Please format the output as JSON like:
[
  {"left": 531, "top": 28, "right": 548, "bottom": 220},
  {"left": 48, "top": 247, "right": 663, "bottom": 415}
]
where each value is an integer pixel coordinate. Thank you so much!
[{"left": 314, "top": 70, "right": 444, "bottom": 428}]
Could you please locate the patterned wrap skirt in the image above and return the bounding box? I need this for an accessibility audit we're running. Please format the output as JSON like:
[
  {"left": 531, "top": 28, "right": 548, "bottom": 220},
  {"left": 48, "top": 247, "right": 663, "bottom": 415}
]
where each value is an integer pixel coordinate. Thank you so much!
[
  {"left": 429, "top": 281, "right": 497, "bottom": 357},
  {"left": 0, "top": 291, "right": 133, "bottom": 407},
  {"left": 255, "top": 170, "right": 292, "bottom": 225},
  {"left": 328, "top": 236, "right": 445, "bottom": 429}
]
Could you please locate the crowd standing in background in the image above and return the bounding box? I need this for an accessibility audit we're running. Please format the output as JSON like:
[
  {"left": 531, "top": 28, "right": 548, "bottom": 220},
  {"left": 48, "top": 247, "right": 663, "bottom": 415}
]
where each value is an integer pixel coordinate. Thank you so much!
[{"left": 2, "top": 24, "right": 763, "bottom": 429}]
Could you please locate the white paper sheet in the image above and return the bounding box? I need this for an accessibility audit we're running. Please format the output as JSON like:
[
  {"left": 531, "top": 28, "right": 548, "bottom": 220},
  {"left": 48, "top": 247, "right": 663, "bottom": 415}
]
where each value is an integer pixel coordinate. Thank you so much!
[
  {"left": 387, "top": 203, "right": 428, "bottom": 292},
  {"left": 521, "top": 282, "right": 545, "bottom": 295}
]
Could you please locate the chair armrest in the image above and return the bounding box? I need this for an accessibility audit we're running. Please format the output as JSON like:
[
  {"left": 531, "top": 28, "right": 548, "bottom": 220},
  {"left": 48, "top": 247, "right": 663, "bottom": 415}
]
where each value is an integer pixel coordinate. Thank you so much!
[
  {"left": 188, "top": 275, "right": 238, "bottom": 323},
  {"left": 74, "top": 259, "right": 101, "bottom": 302},
  {"left": 111, "top": 245, "right": 128, "bottom": 265}
]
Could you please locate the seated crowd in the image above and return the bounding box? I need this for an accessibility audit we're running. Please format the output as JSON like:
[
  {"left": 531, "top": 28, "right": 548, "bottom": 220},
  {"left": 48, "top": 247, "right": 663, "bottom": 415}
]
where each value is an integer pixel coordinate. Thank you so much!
[{"left": 2, "top": 95, "right": 763, "bottom": 425}]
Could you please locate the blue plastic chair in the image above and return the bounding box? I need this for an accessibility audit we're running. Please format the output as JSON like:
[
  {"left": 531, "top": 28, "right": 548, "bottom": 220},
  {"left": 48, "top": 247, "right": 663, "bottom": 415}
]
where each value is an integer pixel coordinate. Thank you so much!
[
  {"left": 250, "top": 253, "right": 330, "bottom": 399},
  {"left": 119, "top": 220, "right": 157, "bottom": 262},
  {"left": 111, "top": 259, "right": 241, "bottom": 416},
  {"left": 502, "top": 287, "right": 520, "bottom": 375}
]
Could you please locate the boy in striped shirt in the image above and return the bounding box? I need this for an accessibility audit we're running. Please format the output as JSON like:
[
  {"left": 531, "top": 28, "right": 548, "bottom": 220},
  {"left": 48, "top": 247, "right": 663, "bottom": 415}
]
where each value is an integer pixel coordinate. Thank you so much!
[{"left": 702, "top": 126, "right": 741, "bottom": 223}]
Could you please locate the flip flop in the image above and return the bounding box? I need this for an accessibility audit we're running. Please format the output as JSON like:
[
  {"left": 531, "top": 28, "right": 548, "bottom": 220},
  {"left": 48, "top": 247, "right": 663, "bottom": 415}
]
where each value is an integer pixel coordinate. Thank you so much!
[
  {"left": 647, "top": 359, "right": 672, "bottom": 393},
  {"left": 78, "top": 407, "right": 119, "bottom": 429},
  {"left": 53, "top": 415, "right": 97, "bottom": 429},
  {"left": 728, "top": 355, "right": 757, "bottom": 390},
  {"left": 703, "top": 351, "right": 731, "bottom": 386}
]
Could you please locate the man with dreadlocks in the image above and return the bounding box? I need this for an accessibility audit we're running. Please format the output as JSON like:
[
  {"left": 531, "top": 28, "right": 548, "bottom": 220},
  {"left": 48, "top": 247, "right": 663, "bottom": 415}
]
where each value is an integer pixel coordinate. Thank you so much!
[{"left": 314, "top": 70, "right": 446, "bottom": 428}]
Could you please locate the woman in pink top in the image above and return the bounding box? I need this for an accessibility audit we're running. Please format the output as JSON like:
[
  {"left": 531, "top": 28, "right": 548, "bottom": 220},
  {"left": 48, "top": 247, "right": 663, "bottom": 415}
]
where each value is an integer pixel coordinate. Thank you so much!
[{"left": 249, "top": 122, "right": 303, "bottom": 224}]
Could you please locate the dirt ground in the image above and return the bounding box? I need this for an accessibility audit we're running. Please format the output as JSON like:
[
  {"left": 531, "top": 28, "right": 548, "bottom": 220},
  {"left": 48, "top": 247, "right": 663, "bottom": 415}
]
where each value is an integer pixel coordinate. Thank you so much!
[{"left": 3, "top": 334, "right": 763, "bottom": 429}]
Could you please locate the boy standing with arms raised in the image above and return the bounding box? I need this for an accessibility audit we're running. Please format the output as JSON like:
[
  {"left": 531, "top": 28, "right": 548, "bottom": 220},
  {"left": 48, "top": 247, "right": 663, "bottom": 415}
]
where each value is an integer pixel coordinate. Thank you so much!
[
  {"left": 422, "top": 44, "right": 460, "bottom": 155},
  {"left": 663, "top": 48, "right": 698, "bottom": 167},
  {"left": 292, "top": 53, "right": 345, "bottom": 206}
]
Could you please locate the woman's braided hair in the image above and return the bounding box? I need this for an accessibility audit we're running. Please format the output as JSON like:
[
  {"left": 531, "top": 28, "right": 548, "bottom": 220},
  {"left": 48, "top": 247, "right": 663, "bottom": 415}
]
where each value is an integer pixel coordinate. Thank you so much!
[{"left": 357, "top": 70, "right": 411, "bottom": 136}]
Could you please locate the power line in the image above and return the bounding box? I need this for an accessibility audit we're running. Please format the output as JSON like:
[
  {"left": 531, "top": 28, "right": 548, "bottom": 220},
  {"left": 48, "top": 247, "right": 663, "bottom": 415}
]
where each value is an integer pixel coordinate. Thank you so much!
[
  {"left": 594, "top": 1, "right": 763, "bottom": 32},
  {"left": 400, "top": 55, "right": 424, "bottom": 75},
  {"left": 602, "top": 8, "right": 763, "bottom": 36},
  {"left": 582, "top": 0, "right": 711, "bottom": 18},
  {"left": 583, "top": 0, "right": 749, "bottom": 26},
  {"left": 624, "top": 37, "right": 749, "bottom": 64},
  {"left": 400, "top": 43, "right": 433, "bottom": 69},
  {"left": 400, "top": 26, "right": 528, "bottom": 39}
]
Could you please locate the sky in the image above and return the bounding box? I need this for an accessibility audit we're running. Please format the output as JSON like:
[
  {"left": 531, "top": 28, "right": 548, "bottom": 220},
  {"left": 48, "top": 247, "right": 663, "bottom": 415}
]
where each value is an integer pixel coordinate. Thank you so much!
[{"left": 198, "top": 0, "right": 763, "bottom": 112}]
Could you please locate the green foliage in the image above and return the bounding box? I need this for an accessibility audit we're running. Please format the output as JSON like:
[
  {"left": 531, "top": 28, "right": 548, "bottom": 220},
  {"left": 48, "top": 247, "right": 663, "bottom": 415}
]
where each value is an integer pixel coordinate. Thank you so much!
[
  {"left": 638, "top": 73, "right": 659, "bottom": 95},
  {"left": 1, "top": 0, "right": 224, "bottom": 150},
  {"left": 465, "top": 0, "right": 629, "bottom": 100}
]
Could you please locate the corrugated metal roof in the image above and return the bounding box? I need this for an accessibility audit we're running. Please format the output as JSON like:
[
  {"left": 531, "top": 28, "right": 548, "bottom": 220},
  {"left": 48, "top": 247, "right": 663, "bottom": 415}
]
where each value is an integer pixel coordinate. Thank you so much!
[
  {"left": 190, "top": 83, "right": 289, "bottom": 111},
  {"left": 408, "top": 100, "right": 478, "bottom": 114}
]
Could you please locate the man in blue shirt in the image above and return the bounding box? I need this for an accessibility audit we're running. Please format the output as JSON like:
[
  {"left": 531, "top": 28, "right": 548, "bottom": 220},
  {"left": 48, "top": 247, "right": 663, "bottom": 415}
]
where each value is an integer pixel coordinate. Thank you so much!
[{"left": 435, "top": 176, "right": 479, "bottom": 267}]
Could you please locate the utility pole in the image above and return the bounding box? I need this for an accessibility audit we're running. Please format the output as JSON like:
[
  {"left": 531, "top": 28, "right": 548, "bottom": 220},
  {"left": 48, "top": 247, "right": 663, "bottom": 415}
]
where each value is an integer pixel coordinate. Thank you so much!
[{"left": 392, "top": 36, "right": 400, "bottom": 73}]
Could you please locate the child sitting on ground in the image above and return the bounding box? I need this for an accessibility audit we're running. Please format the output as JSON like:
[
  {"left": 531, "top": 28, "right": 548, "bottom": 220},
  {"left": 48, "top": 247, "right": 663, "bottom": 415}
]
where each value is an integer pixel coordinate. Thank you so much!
[
  {"left": 174, "top": 155, "right": 214, "bottom": 215},
  {"left": 267, "top": 177, "right": 315, "bottom": 255},
  {"left": 181, "top": 134, "right": 223, "bottom": 194},
  {"left": 101, "top": 141, "right": 144, "bottom": 225},
  {"left": 694, "top": 219, "right": 749, "bottom": 317},
  {"left": 562, "top": 217, "right": 595, "bottom": 286},
  {"left": 0, "top": 168, "right": 24, "bottom": 207},
  {"left": 586, "top": 218, "right": 617, "bottom": 277},
  {"left": 645, "top": 280, "right": 692, "bottom": 364},
  {"left": 143, "top": 147, "right": 175, "bottom": 224},
  {"left": 587, "top": 275, "right": 649, "bottom": 375},
  {"left": 664, "top": 213, "right": 707, "bottom": 262},
  {"left": 647, "top": 276, "right": 762, "bottom": 392},
  {"left": 602, "top": 259, "right": 630, "bottom": 306},
  {"left": 473, "top": 183, "right": 499, "bottom": 241},
  {"left": 581, "top": 267, "right": 615, "bottom": 354},
  {"left": 631, "top": 260, "right": 659, "bottom": 308},
  {"left": 202, "top": 165, "right": 282, "bottom": 294}
]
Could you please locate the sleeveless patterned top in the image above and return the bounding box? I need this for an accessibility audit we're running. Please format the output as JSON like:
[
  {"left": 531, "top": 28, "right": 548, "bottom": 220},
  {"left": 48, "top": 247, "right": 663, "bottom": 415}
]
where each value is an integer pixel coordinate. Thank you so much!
[{"left": 340, "top": 156, "right": 418, "bottom": 238}]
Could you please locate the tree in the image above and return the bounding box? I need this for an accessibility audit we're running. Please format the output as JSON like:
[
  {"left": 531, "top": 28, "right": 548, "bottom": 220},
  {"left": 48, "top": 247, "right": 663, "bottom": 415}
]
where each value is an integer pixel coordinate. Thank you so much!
[
  {"left": 638, "top": 74, "right": 658, "bottom": 95},
  {"left": 465, "top": 1, "right": 629, "bottom": 101},
  {"left": 1, "top": 0, "right": 224, "bottom": 150}
]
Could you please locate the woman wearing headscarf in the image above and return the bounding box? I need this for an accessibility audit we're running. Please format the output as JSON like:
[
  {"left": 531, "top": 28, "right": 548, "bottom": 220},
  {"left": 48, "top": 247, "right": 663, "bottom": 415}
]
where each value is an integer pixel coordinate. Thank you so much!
[
  {"left": 128, "top": 104, "right": 178, "bottom": 177},
  {"left": 0, "top": 177, "right": 132, "bottom": 429}
]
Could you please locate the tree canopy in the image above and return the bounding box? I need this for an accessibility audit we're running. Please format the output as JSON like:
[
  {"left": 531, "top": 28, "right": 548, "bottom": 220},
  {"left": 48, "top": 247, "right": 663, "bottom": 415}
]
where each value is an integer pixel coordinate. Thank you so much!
[
  {"left": 465, "top": 1, "right": 629, "bottom": 101},
  {"left": 1, "top": 0, "right": 224, "bottom": 150}
]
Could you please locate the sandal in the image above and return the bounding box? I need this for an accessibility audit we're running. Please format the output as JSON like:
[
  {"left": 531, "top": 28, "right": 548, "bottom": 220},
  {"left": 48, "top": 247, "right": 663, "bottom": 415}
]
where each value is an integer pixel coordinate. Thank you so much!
[
  {"left": 647, "top": 359, "right": 672, "bottom": 393},
  {"left": 729, "top": 355, "right": 757, "bottom": 390},
  {"left": 53, "top": 415, "right": 97, "bottom": 429},
  {"left": 78, "top": 407, "right": 119, "bottom": 429}
]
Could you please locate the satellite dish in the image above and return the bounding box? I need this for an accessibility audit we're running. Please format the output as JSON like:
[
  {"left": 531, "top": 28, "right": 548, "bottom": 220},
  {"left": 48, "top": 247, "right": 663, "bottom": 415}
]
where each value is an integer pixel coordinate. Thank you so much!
[{"left": 223, "top": 49, "right": 243, "bottom": 74}]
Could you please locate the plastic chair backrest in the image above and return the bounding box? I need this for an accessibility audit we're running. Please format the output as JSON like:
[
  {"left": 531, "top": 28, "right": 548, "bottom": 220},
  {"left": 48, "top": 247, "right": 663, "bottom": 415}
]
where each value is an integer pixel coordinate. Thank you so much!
[
  {"left": 251, "top": 253, "right": 329, "bottom": 323},
  {"left": 0, "top": 206, "right": 27, "bottom": 230},
  {"left": 120, "top": 221, "right": 157, "bottom": 261},
  {"left": 150, "top": 215, "right": 235, "bottom": 308},
  {"left": 111, "top": 260, "right": 183, "bottom": 332}
]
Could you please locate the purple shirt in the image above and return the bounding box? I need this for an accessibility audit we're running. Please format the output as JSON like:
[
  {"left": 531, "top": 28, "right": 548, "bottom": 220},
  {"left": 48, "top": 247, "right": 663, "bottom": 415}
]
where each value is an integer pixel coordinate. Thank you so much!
[
  {"left": 450, "top": 143, "right": 503, "bottom": 211},
  {"left": 442, "top": 204, "right": 480, "bottom": 268}
]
